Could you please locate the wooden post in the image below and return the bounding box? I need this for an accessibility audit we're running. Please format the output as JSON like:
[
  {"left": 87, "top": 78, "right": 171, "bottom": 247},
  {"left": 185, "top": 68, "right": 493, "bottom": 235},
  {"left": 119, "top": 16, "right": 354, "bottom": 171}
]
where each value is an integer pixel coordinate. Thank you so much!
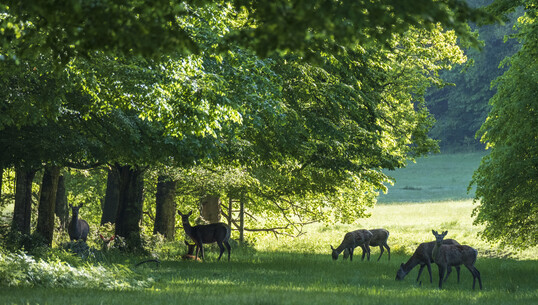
[
  {"left": 228, "top": 197, "right": 233, "bottom": 228},
  {"left": 239, "top": 194, "right": 245, "bottom": 244}
]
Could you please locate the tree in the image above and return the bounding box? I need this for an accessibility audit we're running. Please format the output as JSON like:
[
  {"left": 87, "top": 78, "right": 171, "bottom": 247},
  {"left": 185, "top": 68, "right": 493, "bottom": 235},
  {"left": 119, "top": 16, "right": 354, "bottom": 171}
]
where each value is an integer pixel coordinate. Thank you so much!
[{"left": 471, "top": 0, "right": 538, "bottom": 249}]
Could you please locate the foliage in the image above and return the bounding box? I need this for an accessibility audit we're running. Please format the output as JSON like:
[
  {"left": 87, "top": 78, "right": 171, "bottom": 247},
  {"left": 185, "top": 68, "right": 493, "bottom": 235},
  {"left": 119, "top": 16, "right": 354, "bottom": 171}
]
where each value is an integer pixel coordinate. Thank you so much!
[
  {"left": 471, "top": 0, "right": 538, "bottom": 249},
  {"left": 0, "top": 249, "right": 153, "bottom": 289}
]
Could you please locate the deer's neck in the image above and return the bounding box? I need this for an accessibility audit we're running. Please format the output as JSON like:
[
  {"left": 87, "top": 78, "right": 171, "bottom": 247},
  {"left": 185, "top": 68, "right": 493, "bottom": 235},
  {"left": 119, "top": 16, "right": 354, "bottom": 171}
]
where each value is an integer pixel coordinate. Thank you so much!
[
  {"left": 182, "top": 220, "right": 194, "bottom": 236},
  {"left": 403, "top": 255, "right": 420, "bottom": 272},
  {"left": 432, "top": 242, "right": 442, "bottom": 263}
]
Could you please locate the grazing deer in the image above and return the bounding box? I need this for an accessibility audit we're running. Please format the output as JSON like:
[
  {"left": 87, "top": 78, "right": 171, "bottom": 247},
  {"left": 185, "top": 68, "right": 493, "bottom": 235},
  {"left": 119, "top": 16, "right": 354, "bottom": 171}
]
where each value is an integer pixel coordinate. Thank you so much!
[
  {"left": 368, "top": 229, "right": 391, "bottom": 261},
  {"left": 68, "top": 203, "right": 90, "bottom": 242},
  {"left": 331, "top": 229, "right": 373, "bottom": 261},
  {"left": 432, "top": 230, "right": 482, "bottom": 290},
  {"left": 177, "top": 210, "right": 231, "bottom": 261},
  {"left": 395, "top": 239, "right": 461, "bottom": 283},
  {"left": 182, "top": 241, "right": 201, "bottom": 261},
  {"left": 99, "top": 234, "right": 115, "bottom": 251}
]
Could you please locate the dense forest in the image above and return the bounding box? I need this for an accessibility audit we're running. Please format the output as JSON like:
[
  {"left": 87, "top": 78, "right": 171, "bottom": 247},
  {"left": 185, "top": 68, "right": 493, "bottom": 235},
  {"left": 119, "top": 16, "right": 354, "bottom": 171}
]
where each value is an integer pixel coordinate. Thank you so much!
[{"left": 0, "top": 0, "right": 536, "bottom": 253}]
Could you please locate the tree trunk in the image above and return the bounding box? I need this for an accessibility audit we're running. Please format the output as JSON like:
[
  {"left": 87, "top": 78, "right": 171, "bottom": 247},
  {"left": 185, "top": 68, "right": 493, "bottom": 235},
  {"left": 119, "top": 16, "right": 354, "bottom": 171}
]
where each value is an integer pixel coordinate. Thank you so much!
[
  {"left": 200, "top": 195, "right": 220, "bottom": 223},
  {"left": 115, "top": 165, "right": 144, "bottom": 251},
  {"left": 12, "top": 167, "right": 36, "bottom": 235},
  {"left": 0, "top": 166, "right": 3, "bottom": 199},
  {"left": 35, "top": 166, "right": 61, "bottom": 246},
  {"left": 153, "top": 176, "right": 177, "bottom": 240},
  {"left": 54, "top": 175, "right": 69, "bottom": 230},
  {"left": 101, "top": 166, "right": 120, "bottom": 225}
]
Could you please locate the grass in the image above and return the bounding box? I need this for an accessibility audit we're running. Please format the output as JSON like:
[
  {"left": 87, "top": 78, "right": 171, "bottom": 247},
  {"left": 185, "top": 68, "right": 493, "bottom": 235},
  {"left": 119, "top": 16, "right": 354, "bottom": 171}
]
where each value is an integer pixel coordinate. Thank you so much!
[
  {"left": 2, "top": 201, "right": 537, "bottom": 305},
  {"left": 378, "top": 151, "right": 487, "bottom": 203}
]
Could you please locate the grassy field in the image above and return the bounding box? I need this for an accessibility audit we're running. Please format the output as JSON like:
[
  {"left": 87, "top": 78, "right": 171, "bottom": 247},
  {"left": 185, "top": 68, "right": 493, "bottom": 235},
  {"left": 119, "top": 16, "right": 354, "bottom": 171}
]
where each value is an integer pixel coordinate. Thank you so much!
[
  {"left": 2, "top": 201, "right": 537, "bottom": 305},
  {"left": 378, "top": 151, "right": 487, "bottom": 203}
]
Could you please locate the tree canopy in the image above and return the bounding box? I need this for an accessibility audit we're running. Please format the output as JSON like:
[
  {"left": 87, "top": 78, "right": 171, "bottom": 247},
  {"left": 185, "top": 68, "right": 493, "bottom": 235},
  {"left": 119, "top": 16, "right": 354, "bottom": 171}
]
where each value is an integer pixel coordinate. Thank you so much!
[{"left": 471, "top": 0, "right": 538, "bottom": 249}]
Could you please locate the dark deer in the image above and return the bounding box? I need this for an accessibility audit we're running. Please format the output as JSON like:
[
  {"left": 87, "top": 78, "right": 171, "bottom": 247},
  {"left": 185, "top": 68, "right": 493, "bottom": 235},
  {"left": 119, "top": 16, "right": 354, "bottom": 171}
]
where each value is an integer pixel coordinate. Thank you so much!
[
  {"left": 396, "top": 239, "right": 461, "bottom": 283},
  {"left": 331, "top": 229, "right": 373, "bottom": 261},
  {"left": 177, "top": 210, "right": 231, "bottom": 261},
  {"left": 68, "top": 203, "right": 90, "bottom": 242},
  {"left": 432, "top": 230, "right": 482, "bottom": 290}
]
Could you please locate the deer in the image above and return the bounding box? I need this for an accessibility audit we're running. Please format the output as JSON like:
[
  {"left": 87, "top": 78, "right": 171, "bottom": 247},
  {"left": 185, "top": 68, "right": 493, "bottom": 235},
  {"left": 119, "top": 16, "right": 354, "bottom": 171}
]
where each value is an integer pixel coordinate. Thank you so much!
[
  {"left": 68, "top": 203, "right": 90, "bottom": 242},
  {"left": 181, "top": 241, "right": 201, "bottom": 261},
  {"left": 432, "top": 230, "right": 482, "bottom": 290},
  {"left": 99, "top": 234, "right": 115, "bottom": 251},
  {"left": 343, "top": 228, "right": 391, "bottom": 261},
  {"left": 395, "top": 239, "right": 461, "bottom": 283},
  {"left": 331, "top": 229, "right": 373, "bottom": 261},
  {"left": 177, "top": 210, "right": 231, "bottom": 261}
]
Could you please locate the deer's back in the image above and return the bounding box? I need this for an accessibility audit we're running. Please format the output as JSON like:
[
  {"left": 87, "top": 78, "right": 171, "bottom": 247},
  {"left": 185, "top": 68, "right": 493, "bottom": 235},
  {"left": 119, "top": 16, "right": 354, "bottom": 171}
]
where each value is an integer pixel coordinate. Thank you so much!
[
  {"left": 369, "top": 229, "right": 389, "bottom": 246},
  {"left": 193, "top": 223, "right": 230, "bottom": 243},
  {"left": 415, "top": 239, "right": 460, "bottom": 262},
  {"left": 438, "top": 244, "right": 477, "bottom": 266}
]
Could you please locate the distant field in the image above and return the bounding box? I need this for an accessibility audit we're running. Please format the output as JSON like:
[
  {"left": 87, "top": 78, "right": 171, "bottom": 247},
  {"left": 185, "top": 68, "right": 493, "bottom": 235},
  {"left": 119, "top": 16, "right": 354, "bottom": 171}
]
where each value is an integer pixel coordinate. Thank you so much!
[{"left": 378, "top": 151, "right": 488, "bottom": 203}]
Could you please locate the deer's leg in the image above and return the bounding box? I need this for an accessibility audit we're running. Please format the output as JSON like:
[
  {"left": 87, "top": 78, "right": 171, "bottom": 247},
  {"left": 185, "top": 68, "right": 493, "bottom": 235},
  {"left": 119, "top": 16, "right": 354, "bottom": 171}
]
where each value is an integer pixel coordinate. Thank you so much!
[
  {"left": 224, "top": 240, "right": 231, "bottom": 262},
  {"left": 385, "top": 244, "right": 390, "bottom": 261},
  {"left": 360, "top": 245, "right": 366, "bottom": 261},
  {"left": 456, "top": 266, "right": 461, "bottom": 283},
  {"left": 349, "top": 248, "right": 354, "bottom": 261},
  {"left": 417, "top": 265, "right": 422, "bottom": 282},
  {"left": 437, "top": 264, "right": 445, "bottom": 289},
  {"left": 217, "top": 241, "right": 225, "bottom": 261},
  {"left": 377, "top": 245, "right": 384, "bottom": 261},
  {"left": 426, "top": 261, "right": 433, "bottom": 283},
  {"left": 366, "top": 244, "right": 371, "bottom": 261},
  {"left": 444, "top": 266, "right": 452, "bottom": 282}
]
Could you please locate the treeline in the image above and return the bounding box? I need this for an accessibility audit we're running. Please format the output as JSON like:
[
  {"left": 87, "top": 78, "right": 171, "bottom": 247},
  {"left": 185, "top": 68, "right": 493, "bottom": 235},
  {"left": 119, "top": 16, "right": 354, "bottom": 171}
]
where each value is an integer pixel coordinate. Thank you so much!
[{"left": 426, "top": 0, "right": 522, "bottom": 151}]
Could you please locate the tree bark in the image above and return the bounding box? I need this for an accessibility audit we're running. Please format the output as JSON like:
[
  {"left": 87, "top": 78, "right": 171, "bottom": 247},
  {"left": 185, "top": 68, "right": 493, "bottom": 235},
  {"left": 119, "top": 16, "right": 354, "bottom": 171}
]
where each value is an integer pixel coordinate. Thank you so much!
[
  {"left": 35, "top": 166, "right": 61, "bottom": 246},
  {"left": 54, "top": 175, "right": 69, "bottom": 229},
  {"left": 239, "top": 195, "right": 245, "bottom": 244},
  {"left": 200, "top": 195, "right": 221, "bottom": 223},
  {"left": 153, "top": 176, "right": 177, "bottom": 240},
  {"left": 115, "top": 165, "right": 144, "bottom": 250},
  {"left": 101, "top": 166, "right": 120, "bottom": 225},
  {"left": 12, "top": 167, "right": 36, "bottom": 235},
  {"left": 0, "top": 166, "right": 3, "bottom": 200}
]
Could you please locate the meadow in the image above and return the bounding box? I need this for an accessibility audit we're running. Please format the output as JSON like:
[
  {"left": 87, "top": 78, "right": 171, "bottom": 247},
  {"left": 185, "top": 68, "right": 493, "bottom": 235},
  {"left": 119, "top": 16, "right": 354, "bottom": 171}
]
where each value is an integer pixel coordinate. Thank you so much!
[{"left": 1, "top": 153, "right": 537, "bottom": 304}]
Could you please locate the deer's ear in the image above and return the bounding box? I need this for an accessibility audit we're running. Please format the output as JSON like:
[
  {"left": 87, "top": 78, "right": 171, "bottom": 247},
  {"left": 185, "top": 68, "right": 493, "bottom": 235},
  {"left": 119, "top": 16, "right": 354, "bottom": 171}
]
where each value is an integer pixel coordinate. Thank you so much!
[
  {"left": 432, "top": 230, "right": 437, "bottom": 235},
  {"left": 442, "top": 231, "right": 448, "bottom": 236},
  {"left": 69, "top": 204, "right": 73, "bottom": 208},
  {"left": 187, "top": 210, "right": 193, "bottom": 216},
  {"left": 330, "top": 245, "right": 335, "bottom": 251}
]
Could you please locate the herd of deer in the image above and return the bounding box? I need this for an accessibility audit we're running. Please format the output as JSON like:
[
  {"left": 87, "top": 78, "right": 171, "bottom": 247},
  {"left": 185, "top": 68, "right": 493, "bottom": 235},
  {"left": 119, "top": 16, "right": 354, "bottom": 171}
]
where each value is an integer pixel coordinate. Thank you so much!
[{"left": 68, "top": 205, "right": 482, "bottom": 290}]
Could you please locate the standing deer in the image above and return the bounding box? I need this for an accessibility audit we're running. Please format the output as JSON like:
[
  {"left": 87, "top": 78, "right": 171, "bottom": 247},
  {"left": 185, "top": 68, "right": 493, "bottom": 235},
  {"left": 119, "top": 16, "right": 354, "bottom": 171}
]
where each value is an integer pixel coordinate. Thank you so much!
[
  {"left": 177, "top": 210, "right": 231, "bottom": 261},
  {"left": 68, "top": 203, "right": 90, "bottom": 242},
  {"left": 432, "top": 230, "right": 482, "bottom": 290},
  {"left": 395, "top": 239, "right": 461, "bottom": 283},
  {"left": 331, "top": 229, "right": 373, "bottom": 261}
]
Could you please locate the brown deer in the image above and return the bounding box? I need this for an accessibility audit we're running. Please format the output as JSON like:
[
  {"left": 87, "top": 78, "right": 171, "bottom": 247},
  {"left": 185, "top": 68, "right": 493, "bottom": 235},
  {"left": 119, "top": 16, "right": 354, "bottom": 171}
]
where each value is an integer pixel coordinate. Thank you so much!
[
  {"left": 68, "top": 203, "right": 90, "bottom": 242},
  {"left": 432, "top": 230, "right": 482, "bottom": 290},
  {"left": 395, "top": 239, "right": 461, "bottom": 283},
  {"left": 331, "top": 229, "right": 373, "bottom": 261},
  {"left": 99, "top": 234, "right": 115, "bottom": 251},
  {"left": 181, "top": 241, "right": 201, "bottom": 261},
  {"left": 177, "top": 210, "right": 231, "bottom": 261}
]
